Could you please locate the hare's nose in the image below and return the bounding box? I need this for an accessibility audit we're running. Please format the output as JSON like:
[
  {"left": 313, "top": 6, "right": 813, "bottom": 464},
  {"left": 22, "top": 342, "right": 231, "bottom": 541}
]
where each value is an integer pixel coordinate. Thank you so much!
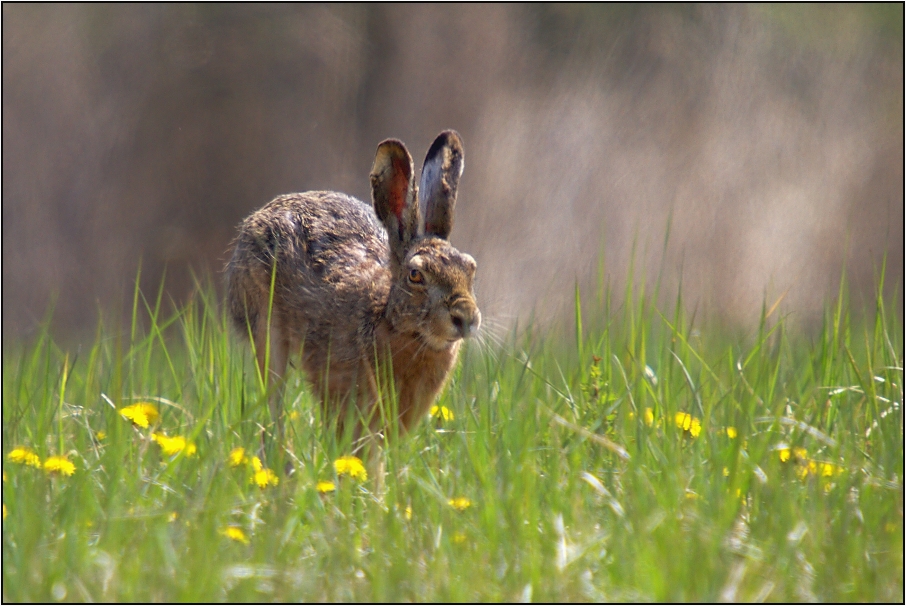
[{"left": 451, "top": 303, "right": 480, "bottom": 339}]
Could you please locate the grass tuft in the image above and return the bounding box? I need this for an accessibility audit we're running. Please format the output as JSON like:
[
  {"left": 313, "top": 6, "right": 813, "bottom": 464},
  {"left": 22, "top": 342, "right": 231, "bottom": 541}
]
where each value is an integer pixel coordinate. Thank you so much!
[{"left": 2, "top": 268, "right": 902, "bottom": 601}]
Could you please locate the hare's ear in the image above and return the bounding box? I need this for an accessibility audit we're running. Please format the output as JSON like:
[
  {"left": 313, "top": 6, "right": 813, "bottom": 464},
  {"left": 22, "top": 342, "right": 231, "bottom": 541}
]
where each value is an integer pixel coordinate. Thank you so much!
[
  {"left": 371, "top": 139, "right": 418, "bottom": 260},
  {"left": 419, "top": 130, "right": 464, "bottom": 240}
]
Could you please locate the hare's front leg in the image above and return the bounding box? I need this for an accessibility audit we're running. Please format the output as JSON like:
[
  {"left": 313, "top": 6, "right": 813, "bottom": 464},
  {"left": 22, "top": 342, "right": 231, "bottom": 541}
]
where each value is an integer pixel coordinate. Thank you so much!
[{"left": 253, "top": 319, "right": 290, "bottom": 440}]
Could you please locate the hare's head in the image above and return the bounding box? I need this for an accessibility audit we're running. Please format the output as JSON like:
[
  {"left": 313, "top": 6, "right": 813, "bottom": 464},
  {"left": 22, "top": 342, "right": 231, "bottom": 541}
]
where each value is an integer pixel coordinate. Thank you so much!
[{"left": 370, "top": 131, "right": 480, "bottom": 350}]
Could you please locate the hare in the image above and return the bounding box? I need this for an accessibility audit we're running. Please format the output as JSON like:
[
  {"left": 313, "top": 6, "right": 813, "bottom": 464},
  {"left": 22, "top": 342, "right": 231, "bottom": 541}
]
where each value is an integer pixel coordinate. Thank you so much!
[{"left": 226, "top": 130, "right": 480, "bottom": 443}]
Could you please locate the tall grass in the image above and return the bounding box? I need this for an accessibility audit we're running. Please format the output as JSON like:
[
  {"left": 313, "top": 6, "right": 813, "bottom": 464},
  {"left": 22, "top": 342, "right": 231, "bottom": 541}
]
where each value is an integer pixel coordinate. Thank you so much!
[{"left": 2, "top": 269, "right": 902, "bottom": 601}]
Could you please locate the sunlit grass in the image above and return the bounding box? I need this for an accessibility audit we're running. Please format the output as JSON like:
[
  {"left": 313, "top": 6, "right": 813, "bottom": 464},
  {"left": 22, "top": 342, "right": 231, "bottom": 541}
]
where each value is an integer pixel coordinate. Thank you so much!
[{"left": 2, "top": 269, "right": 902, "bottom": 601}]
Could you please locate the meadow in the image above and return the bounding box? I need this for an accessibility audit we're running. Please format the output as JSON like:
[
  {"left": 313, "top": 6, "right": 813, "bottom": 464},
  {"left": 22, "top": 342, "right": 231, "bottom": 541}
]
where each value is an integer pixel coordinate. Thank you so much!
[{"left": 2, "top": 268, "right": 902, "bottom": 602}]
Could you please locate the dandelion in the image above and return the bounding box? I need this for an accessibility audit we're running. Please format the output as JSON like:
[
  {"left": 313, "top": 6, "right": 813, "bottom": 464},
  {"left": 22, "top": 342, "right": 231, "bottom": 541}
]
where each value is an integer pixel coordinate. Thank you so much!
[
  {"left": 725, "top": 427, "right": 738, "bottom": 439},
  {"left": 96, "top": 431, "right": 107, "bottom": 441},
  {"left": 221, "top": 526, "right": 250, "bottom": 544},
  {"left": 120, "top": 403, "right": 159, "bottom": 428},
  {"left": 7, "top": 447, "right": 41, "bottom": 468},
  {"left": 643, "top": 408, "right": 655, "bottom": 427},
  {"left": 43, "top": 456, "right": 76, "bottom": 476},
  {"left": 452, "top": 531, "right": 467, "bottom": 544},
  {"left": 820, "top": 462, "right": 843, "bottom": 477},
  {"left": 797, "top": 460, "right": 818, "bottom": 481},
  {"left": 152, "top": 433, "right": 196, "bottom": 457},
  {"left": 448, "top": 497, "right": 472, "bottom": 512},
  {"left": 793, "top": 459, "right": 843, "bottom": 482},
  {"left": 228, "top": 447, "right": 248, "bottom": 467},
  {"left": 251, "top": 456, "right": 263, "bottom": 472},
  {"left": 253, "top": 468, "right": 279, "bottom": 488},
  {"left": 674, "top": 412, "right": 702, "bottom": 438},
  {"left": 779, "top": 447, "right": 808, "bottom": 463},
  {"left": 316, "top": 480, "right": 336, "bottom": 493},
  {"left": 334, "top": 455, "right": 368, "bottom": 481},
  {"left": 430, "top": 405, "right": 455, "bottom": 422},
  {"left": 404, "top": 506, "right": 413, "bottom": 520}
]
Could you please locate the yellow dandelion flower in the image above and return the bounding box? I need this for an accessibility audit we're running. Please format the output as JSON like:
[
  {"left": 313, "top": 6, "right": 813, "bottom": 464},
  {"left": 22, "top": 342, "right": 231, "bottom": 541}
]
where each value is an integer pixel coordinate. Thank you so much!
[
  {"left": 643, "top": 407, "right": 655, "bottom": 427},
  {"left": 821, "top": 462, "right": 843, "bottom": 477},
  {"left": 229, "top": 447, "right": 248, "bottom": 467},
  {"left": 251, "top": 456, "right": 263, "bottom": 472},
  {"left": 674, "top": 412, "right": 701, "bottom": 437},
  {"left": 404, "top": 506, "right": 413, "bottom": 520},
  {"left": 7, "top": 447, "right": 42, "bottom": 468},
  {"left": 448, "top": 497, "right": 472, "bottom": 512},
  {"left": 690, "top": 419, "right": 702, "bottom": 437},
  {"left": 725, "top": 427, "right": 738, "bottom": 439},
  {"left": 316, "top": 480, "right": 336, "bottom": 493},
  {"left": 253, "top": 468, "right": 279, "bottom": 488},
  {"left": 96, "top": 431, "right": 106, "bottom": 440},
  {"left": 221, "top": 526, "right": 250, "bottom": 544},
  {"left": 288, "top": 410, "right": 301, "bottom": 421},
  {"left": 430, "top": 405, "right": 455, "bottom": 421},
  {"left": 723, "top": 467, "right": 730, "bottom": 477},
  {"left": 796, "top": 460, "right": 818, "bottom": 481},
  {"left": 152, "top": 433, "right": 195, "bottom": 457},
  {"left": 334, "top": 455, "right": 368, "bottom": 481},
  {"left": 780, "top": 447, "right": 808, "bottom": 464},
  {"left": 43, "top": 456, "right": 76, "bottom": 476},
  {"left": 120, "top": 403, "right": 159, "bottom": 428},
  {"left": 452, "top": 531, "right": 467, "bottom": 544}
]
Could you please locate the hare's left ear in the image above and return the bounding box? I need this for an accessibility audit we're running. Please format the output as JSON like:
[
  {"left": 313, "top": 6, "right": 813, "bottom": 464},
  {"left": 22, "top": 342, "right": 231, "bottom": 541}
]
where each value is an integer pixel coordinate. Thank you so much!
[
  {"left": 371, "top": 139, "right": 418, "bottom": 262},
  {"left": 419, "top": 130, "right": 464, "bottom": 240}
]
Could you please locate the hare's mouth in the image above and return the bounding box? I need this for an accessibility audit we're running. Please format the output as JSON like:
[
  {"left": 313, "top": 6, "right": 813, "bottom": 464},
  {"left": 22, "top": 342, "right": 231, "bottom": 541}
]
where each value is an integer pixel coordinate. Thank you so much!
[{"left": 418, "top": 329, "right": 463, "bottom": 351}]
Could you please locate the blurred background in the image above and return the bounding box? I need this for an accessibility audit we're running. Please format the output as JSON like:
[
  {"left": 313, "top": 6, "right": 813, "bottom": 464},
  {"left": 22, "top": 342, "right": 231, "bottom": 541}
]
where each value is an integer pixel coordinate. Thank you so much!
[{"left": 3, "top": 4, "right": 903, "bottom": 344}]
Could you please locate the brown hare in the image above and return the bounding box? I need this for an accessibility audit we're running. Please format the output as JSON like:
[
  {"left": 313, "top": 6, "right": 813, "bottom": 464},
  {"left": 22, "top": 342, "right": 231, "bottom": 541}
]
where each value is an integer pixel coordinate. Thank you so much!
[{"left": 226, "top": 130, "right": 480, "bottom": 444}]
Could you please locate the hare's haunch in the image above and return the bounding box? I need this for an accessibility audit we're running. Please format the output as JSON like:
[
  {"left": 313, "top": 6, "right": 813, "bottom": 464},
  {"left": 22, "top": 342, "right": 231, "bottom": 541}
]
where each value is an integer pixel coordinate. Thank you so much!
[{"left": 227, "top": 131, "right": 479, "bottom": 439}]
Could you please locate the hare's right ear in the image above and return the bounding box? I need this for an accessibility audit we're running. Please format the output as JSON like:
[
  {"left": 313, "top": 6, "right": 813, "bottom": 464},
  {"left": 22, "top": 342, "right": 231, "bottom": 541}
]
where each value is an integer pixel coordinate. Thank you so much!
[
  {"left": 371, "top": 139, "right": 418, "bottom": 262},
  {"left": 419, "top": 130, "right": 464, "bottom": 240}
]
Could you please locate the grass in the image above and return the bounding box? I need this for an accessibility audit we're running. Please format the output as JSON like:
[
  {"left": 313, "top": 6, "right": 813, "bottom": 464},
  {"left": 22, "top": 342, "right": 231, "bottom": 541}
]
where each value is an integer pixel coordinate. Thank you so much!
[{"left": 2, "top": 269, "right": 903, "bottom": 602}]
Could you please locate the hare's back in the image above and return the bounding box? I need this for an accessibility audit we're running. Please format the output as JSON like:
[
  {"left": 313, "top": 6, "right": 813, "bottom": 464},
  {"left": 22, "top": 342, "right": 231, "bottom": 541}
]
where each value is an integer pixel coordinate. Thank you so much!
[
  {"left": 229, "top": 191, "right": 391, "bottom": 342},
  {"left": 246, "top": 191, "right": 389, "bottom": 277}
]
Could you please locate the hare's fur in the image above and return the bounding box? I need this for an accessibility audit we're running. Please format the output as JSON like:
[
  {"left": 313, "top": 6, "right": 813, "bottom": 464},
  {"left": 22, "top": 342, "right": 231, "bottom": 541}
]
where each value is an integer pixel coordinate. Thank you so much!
[{"left": 227, "top": 131, "right": 479, "bottom": 439}]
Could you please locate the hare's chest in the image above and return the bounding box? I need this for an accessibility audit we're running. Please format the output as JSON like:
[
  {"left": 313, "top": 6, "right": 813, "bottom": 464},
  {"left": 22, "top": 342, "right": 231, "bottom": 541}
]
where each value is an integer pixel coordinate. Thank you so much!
[{"left": 390, "top": 341, "right": 460, "bottom": 430}]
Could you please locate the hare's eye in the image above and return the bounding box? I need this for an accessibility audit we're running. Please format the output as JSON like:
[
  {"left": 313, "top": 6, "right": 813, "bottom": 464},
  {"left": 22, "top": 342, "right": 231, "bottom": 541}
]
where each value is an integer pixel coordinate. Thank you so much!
[{"left": 408, "top": 268, "right": 424, "bottom": 284}]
